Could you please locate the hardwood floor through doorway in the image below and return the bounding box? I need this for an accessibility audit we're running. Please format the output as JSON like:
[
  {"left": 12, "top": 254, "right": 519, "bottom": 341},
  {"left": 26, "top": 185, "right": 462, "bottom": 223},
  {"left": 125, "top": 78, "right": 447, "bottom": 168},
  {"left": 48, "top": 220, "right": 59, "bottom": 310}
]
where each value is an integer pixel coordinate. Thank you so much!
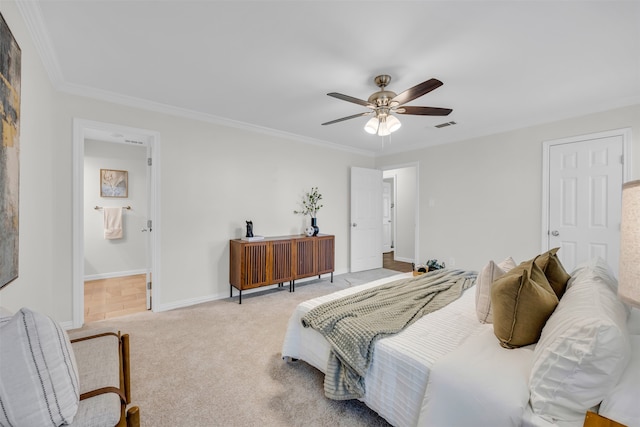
[
  {"left": 84, "top": 274, "right": 147, "bottom": 323},
  {"left": 383, "top": 251, "right": 413, "bottom": 273}
]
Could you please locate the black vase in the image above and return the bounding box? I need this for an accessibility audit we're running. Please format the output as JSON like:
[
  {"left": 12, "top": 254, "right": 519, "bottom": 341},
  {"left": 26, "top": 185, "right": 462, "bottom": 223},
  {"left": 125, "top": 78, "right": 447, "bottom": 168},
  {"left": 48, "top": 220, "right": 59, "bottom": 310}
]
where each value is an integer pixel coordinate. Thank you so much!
[{"left": 311, "top": 217, "right": 319, "bottom": 236}]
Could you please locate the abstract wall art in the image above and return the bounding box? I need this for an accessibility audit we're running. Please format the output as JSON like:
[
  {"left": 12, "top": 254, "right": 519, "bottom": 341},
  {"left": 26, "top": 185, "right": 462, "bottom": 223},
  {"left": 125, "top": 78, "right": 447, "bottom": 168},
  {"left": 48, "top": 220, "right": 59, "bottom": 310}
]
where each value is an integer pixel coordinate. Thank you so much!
[{"left": 0, "top": 13, "right": 21, "bottom": 289}]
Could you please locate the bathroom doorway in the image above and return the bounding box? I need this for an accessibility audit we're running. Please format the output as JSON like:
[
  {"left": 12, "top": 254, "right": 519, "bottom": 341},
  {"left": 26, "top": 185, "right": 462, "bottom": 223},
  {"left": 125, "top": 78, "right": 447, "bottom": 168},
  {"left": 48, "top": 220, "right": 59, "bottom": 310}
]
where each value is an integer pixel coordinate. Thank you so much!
[{"left": 72, "top": 119, "right": 161, "bottom": 328}]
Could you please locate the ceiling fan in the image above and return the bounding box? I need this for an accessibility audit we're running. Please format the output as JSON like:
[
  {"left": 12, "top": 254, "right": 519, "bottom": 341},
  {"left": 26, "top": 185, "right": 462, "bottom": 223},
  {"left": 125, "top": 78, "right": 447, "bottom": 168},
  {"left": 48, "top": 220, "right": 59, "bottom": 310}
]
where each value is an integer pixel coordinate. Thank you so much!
[{"left": 322, "top": 75, "right": 452, "bottom": 136}]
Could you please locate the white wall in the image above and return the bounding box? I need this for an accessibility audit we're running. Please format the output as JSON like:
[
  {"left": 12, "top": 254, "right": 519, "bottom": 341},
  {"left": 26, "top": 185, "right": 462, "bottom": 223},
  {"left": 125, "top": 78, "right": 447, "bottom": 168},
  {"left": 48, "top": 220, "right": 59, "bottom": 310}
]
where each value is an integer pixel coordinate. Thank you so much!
[
  {"left": 83, "top": 139, "right": 147, "bottom": 278},
  {"left": 383, "top": 167, "right": 416, "bottom": 263},
  {"left": 0, "top": 0, "right": 375, "bottom": 322},
  {"left": 2, "top": 0, "right": 639, "bottom": 323},
  {"left": 376, "top": 105, "right": 640, "bottom": 273},
  {"left": 0, "top": 2, "right": 63, "bottom": 320}
]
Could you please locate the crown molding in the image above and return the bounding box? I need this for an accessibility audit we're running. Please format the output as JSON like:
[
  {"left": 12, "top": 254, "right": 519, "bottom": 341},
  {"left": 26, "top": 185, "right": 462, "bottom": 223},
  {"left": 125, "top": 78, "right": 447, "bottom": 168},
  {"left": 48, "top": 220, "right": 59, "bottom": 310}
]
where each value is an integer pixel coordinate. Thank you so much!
[
  {"left": 15, "top": 0, "right": 375, "bottom": 157},
  {"left": 15, "top": 0, "right": 65, "bottom": 88},
  {"left": 59, "top": 81, "right": 376, "bottom": 157}
]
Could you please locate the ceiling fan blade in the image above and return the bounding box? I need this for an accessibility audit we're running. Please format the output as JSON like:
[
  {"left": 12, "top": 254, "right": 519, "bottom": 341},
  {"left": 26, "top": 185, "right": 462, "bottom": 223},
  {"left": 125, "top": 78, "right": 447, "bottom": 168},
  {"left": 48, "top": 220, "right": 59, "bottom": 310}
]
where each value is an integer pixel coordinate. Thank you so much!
[
  {"left": 322, "top": 112, "right": 371, "bottom": 126},
  {"left": 391, "top": 78, "right": 443, "bottom": 106},
  {"left": 396, "top": 106, "right": 452, "bottom": 116},
  {"left": 327, "top": 92, "right": 373, "bottom": 107}
]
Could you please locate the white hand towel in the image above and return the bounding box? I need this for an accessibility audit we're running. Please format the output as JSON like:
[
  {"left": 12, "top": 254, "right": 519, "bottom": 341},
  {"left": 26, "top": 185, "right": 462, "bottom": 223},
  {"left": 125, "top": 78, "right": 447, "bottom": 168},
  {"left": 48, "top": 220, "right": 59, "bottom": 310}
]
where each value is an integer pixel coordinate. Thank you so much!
[{"left": 104, "top": 207, "right": 123, "bottom": 239}]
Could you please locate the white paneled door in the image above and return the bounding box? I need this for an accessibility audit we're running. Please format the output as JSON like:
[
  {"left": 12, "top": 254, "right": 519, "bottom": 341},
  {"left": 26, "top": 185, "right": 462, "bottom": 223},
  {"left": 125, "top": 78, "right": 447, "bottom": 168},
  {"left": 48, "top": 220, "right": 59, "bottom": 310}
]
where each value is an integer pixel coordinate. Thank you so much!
[
  {"left": 547, "top": 134, "right": 624, "bottom": 275},
  {"left": 351, "top": 167, "right": 383, "bottom": 272}
]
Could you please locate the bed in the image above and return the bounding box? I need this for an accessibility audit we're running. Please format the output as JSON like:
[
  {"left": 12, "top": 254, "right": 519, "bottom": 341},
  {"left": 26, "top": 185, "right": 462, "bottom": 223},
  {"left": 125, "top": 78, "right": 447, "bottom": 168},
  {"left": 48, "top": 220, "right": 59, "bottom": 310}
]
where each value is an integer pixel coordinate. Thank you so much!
[{"left": 281, "top": 255, "right": 640, "bottom": 427}]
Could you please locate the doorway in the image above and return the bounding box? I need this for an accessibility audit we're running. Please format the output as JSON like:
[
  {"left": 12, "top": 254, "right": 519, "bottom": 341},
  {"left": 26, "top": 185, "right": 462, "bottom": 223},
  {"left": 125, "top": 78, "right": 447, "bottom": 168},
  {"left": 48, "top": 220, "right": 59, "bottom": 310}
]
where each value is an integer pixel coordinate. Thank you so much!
[
  {"left": 349, "top": 163, "right": 419, "bottom": 273},
  {"left": 382, "top": 164, "right": 418, "bottom": 268},
  {"left": 541, "top": 128, "right": 631, "bottom": 276},
  {"left": 83, "top": 139, "right": 147, "bottom": 322},
  {"left": 382, "top": 178, "right": 393, "bottom": 253},
  {"left": 72, "top": 119, "right": 161, "bottom": 328}
]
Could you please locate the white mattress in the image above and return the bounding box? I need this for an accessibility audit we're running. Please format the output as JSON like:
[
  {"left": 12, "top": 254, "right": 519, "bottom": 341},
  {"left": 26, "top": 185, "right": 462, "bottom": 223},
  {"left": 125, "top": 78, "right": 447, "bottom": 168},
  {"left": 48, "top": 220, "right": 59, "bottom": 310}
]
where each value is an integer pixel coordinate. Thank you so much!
[{"left": 281, "top": 273, "right": 485, "bottom": 427}]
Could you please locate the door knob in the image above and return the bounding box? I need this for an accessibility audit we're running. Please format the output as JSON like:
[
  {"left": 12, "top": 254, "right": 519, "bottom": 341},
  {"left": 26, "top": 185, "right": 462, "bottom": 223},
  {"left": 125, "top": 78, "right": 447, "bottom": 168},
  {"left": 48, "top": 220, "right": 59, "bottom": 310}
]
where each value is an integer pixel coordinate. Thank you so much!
[
  {"left": 352, "top": 223, "right": 357, "bottom": 227},
  {"left": 551, "top": 230, "right": 559, "bottom": 236}
]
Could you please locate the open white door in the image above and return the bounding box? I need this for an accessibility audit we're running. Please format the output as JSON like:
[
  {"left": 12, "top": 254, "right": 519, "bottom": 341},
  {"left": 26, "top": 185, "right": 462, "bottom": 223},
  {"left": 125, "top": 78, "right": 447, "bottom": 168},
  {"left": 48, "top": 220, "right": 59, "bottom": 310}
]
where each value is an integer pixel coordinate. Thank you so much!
[
  {"left": 351, "top": 167, "right": 383, "bottom": 272},
  {"left": 145, "top": 145, "right": 153, "bottom": 309}
]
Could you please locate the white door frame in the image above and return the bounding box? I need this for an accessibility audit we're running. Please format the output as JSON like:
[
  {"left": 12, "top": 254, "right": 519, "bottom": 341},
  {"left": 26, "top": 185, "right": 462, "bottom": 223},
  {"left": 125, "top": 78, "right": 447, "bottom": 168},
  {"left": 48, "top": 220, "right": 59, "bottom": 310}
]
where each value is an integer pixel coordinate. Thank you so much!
[
  {"left": 72, "top": 119, "right": 162, "bottom": 328},
  {"left": 541, "top": 128, "right": 632, "bottom": 253},
  {"left": 381, "top": 162, "right": 420, "bottom": 265}
]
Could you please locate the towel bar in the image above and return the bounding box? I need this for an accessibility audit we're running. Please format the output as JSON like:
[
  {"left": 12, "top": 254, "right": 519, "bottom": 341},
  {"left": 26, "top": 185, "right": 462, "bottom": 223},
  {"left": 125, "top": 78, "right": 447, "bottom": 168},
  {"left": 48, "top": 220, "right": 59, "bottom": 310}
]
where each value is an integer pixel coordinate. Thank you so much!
[{"left": 94, "top": 206, "right": 131, "bottom": 210}]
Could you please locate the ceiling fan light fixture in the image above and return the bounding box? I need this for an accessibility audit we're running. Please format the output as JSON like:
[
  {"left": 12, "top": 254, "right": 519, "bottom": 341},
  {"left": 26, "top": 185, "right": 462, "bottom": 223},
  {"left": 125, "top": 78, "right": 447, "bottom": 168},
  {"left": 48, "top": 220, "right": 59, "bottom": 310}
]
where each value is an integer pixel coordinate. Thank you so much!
[
  {"left": 377, "top": 117, "right": 391, "bottom": 136},
  {"left": 386, "top": 115, "right": 401, "bottom": 133},
  {"left": 364, "top": 117, "right": 379, "bottom": 134},
  {"left": 326, "top": 75, "right": 451, "bottom": 137}
]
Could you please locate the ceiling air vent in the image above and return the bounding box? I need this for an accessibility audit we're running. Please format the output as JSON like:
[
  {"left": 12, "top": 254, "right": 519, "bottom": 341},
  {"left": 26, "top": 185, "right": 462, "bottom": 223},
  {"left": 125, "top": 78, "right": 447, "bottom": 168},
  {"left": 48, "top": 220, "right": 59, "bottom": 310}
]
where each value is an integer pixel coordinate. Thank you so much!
[{"left": 435, "top": 121, "right": 457, "bottom": 129}]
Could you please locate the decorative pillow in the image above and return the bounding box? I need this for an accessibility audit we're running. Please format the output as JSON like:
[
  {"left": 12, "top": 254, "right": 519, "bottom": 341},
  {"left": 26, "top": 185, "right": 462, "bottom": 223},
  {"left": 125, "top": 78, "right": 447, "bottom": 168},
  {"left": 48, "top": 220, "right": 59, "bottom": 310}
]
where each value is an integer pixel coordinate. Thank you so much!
[
  {"left": 475, "top": 257, "right": 517, "bottom": 324},
  {"left": 598, "top": 335, "right": 640, "bottom": 427},
  {"left": 0, "top": 308, "right": 80, "bottom": 426},
  {"left": 534, "top": 247, "right": 570, "bottom": 299},
  {"left": 529, "top": 264, "right": 631, "bottom": 423},
  {"left": 491, "top": 259, "right": 559, "bottom": 348}
]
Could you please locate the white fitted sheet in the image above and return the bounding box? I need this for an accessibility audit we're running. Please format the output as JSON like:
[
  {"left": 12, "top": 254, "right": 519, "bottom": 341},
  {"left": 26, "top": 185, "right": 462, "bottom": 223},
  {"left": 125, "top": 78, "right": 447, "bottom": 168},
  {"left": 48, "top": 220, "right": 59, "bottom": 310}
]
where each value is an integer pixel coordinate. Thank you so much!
[{"left": 281, "top": 273, "right": 484, "bottom": 427}]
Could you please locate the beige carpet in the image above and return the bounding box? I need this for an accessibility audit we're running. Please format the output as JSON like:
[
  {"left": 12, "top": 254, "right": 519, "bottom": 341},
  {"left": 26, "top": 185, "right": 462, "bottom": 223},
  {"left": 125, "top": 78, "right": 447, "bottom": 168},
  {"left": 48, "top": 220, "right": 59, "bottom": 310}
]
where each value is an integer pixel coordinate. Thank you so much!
[{"left": 74, "top": 269, "right": 402, "bottom": 426}]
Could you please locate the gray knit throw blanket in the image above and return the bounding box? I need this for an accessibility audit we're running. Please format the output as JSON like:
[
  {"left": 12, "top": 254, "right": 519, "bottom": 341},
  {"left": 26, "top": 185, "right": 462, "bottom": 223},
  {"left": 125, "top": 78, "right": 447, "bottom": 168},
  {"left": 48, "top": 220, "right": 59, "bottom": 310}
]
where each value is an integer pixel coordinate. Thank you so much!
[{"left": 301, "top": 268, "right": 477, "bottom": 400}]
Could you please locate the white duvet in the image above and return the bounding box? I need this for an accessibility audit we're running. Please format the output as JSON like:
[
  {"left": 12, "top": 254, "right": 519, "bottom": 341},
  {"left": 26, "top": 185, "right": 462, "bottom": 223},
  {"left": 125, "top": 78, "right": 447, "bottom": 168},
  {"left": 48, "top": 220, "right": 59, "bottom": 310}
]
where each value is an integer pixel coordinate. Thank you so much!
[
  {"left": 282, "top": 267, "right": 640, "bottom": 427},
  {"left": 281, "top": 273, "right": 486, "bottom": 427}
]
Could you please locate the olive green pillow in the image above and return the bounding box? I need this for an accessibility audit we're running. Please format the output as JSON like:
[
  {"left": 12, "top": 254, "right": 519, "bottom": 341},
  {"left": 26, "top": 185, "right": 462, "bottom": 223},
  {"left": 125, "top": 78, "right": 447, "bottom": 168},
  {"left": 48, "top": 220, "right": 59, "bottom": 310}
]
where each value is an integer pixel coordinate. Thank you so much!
[
  {"left": 534, "top": 247, "right": 571, "bottom": 299},
  {"left": 491, "top": 259, "right": 559, "bottom": 349}
]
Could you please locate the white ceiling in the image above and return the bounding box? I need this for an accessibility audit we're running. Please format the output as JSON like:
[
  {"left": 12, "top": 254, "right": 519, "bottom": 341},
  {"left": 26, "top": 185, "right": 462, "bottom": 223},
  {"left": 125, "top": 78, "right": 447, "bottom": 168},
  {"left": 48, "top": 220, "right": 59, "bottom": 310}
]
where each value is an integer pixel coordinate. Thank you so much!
[{"left": 18, "top": 1, "right": 640, "bottom": 156}]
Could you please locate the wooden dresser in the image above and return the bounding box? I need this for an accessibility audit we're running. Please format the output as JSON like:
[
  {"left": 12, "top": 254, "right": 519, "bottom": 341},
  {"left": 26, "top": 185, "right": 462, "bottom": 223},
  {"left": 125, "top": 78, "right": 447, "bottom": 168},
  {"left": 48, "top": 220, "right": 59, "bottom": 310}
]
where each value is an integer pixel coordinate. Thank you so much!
[{"left": 229, "top": 234, "right": 335, "bottom": 303}]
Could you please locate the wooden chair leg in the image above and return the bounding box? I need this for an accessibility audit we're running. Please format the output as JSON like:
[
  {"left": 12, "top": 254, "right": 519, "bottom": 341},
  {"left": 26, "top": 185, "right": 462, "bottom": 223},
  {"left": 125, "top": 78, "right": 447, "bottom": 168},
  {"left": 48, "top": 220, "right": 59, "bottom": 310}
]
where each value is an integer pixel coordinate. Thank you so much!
[
  {"left": 121, "top": 334, "right": 132, "bottom": 404},
  {"left": 126, "top": 406, "right": 140, "bottom": 427}
]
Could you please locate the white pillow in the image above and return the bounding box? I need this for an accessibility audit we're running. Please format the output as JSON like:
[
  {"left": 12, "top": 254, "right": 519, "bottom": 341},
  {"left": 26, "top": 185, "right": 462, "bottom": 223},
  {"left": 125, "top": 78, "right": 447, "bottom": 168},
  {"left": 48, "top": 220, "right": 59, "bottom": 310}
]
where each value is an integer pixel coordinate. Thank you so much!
[
  {"left": 599, "top": 335, "right": 640, "bottom": 427},
  {"left": 568, "top": 257, "right": 619, "bottom": 293},
  {"left": 0, "top": 308, "right": 80, "bottom": 426},
  {"left": 475, "top": 257, "right": 516, "bottom": 323},
  {"left": 529, "top": 265, "right": 631, "bottom": 423}
]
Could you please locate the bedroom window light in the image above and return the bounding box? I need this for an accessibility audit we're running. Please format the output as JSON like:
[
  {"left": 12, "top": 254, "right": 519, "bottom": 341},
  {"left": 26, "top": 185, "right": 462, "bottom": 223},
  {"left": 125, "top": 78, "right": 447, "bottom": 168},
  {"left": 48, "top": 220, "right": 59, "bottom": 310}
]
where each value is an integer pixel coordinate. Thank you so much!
[{"left": 619, "top": 179, "right": 640, "bottom": 308}]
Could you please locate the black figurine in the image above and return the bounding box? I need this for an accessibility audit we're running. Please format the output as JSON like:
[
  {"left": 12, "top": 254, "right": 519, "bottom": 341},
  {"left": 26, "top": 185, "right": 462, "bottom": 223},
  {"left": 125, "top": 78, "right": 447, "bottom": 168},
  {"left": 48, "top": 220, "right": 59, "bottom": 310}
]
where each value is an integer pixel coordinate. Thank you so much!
[{"left": 246, "top": 220, "right": 254, "bottom": 238}]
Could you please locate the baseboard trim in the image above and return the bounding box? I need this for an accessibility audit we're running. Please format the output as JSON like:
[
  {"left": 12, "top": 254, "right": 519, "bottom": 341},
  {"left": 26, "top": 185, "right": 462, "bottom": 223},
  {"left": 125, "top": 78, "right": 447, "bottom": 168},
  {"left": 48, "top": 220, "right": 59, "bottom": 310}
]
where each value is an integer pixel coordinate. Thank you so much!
[
  {"left": 156, "top": 269, "right": 347, "bottom": 312},
  {"left": 84, "top": 269, "right": 147, "bottom": 282}
]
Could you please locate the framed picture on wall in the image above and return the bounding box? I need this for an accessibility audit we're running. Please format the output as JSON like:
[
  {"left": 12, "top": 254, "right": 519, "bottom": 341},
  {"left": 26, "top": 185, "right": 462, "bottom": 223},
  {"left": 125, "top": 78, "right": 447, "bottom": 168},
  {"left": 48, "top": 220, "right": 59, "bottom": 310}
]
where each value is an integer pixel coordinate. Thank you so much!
[
  {"left": 100, "top": 169, "right": 128, "bottom": 198},
  {"left": 0, "top": 12, "right": 21, "bottom": 289}
]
